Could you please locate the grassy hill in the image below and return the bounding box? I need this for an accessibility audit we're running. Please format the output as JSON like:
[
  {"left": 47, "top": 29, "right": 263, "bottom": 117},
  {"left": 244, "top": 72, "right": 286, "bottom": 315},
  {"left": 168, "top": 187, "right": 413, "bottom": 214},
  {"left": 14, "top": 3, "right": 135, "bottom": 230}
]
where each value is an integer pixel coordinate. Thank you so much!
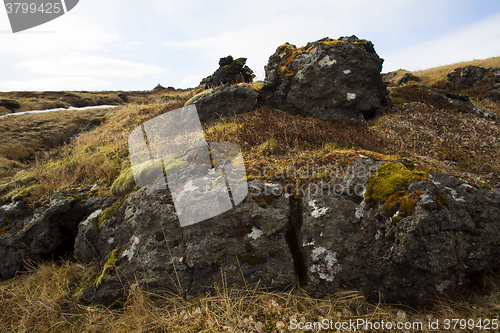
[{"left": 0, "top": 58, "right": 500, "bottom": 331}]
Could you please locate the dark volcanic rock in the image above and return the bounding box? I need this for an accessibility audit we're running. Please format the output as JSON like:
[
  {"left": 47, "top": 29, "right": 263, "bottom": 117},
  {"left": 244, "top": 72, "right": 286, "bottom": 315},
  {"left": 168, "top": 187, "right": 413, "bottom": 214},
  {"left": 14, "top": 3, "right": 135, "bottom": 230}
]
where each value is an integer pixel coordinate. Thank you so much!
[
  {"left": 259, "top": 36, "right": 389, "bottom": 124},
  {"left": 298, "top": 158, "right": 500, "bottom": 305},
  {"left": 0, "top": 192, "right": 114, "bottom": 280},
  {"left": 153, "top": 84, "right": 167, "bottom": 91},
  {"left": 186, "top": 84, "right": 258, "bottom": 123},
  {"left": 447, "top": 66, "right": 500, "bottom": 101},
  {"left": 398, "top": 73, "right": 421, "bottom": 85},
  {"left": 81, "top": 180, "right": 295, "bottom": 304},
  {"left": 201, "top": 56, "right": 255, "bottom": 89}
]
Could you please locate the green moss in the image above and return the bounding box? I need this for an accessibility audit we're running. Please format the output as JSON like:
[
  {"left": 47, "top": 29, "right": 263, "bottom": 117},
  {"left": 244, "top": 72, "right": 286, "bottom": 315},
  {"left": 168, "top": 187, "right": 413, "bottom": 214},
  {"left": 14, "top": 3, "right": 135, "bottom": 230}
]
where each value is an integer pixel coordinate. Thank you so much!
[
  {"left": 161, "top": 94, "right": 180, "bottom": 101},
  {"left": 365, "top": 163, "right": 413, "bottom": 203},
  {"left": 95, "top": 246, "right": 120, "bottom": 288},
  {"left": 257, "top": 138, "right": 279, "bottom": 155},
  {"left": 319, "top": 38, "right": 344, "bottom": 48},
  {"left": 97, "top": 200, "right": 123, "bottom": 229},
  {"left": 184, "top": 88, "right": 213, "bottom": 106},
  {"left": 110, "top": 159, "right": 172, "bottom": 198},
  {"left": 162, "top": 155, "right": 189, "bottom": 176},
  {"left": 365, "top": 163, "right": 429, "bottom": 204}
]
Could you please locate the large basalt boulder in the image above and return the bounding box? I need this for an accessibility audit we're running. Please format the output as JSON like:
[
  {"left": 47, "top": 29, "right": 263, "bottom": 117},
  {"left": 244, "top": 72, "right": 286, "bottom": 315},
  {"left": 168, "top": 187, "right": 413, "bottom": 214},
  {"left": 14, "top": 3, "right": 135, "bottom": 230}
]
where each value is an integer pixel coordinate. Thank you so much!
[
  {"left": 447, "top": 66, "right": 500, "bottom": 101},
  {"left": 185, "top": 84, "right": 258, "bottom": 123},
  {"left": 298, "top": 158, "right": 500, "bottom": 305},
  {"left": 0, "top": 191, "right": 114, "bottom": 280},
  {"left": 260, "top": 36, "right": 390, "bottom": 124},
  {"left": 201, "top": 56, "right": 255, "bottom": 89},
  {"left": 80, "top": 180, "right": 296, "bottom": 304}
]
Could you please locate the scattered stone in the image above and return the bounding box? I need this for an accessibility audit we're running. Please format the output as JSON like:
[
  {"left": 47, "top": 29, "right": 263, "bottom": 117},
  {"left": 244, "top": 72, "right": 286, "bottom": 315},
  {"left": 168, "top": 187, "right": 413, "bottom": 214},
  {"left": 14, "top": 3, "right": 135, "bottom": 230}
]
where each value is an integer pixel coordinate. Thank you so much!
[
  {"left": 259, "top": 36, "right": 390, "bottom": 124},
  {"left": 447, "top": 66, "right": 500, "bottom": 101},
  {"left": 117, "top": 93, "right": 128, "bottom": 103},
  {"left": 153, "top": 84, "right": 167, "bottom": 91},
  {"left": 0, "top": 191, "right": 114, "bottom": 280},
  {"left": 398, "top": 73, "right": 421, "bottom": 85},
  {"left": 201, "top": 56, "right": 255, "bottom": 89},
  {"left": 0, "top": 99, "right": 20, "bottom": 111}
]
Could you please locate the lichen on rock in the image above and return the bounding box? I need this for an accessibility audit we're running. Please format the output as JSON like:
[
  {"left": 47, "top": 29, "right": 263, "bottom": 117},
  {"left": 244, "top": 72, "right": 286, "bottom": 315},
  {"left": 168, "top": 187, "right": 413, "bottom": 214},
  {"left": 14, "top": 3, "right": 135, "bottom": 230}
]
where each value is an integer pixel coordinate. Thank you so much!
[{"left": 260, "top": 35, "right": 389, "bottom": 124}]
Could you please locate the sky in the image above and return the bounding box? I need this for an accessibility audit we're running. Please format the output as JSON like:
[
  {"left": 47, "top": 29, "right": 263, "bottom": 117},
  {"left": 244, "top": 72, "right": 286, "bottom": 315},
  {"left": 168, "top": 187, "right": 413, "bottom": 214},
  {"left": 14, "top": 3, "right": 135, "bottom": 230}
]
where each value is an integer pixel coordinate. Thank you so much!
[{"left": 0, "top": 0, "right": 500, "bottom": 91}]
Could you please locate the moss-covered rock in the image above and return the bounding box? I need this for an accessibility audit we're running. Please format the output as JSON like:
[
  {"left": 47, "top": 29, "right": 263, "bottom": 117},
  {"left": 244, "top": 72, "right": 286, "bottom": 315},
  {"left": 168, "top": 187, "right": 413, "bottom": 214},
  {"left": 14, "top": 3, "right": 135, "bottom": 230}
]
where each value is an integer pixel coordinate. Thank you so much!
[{"left": 260, "top": 36, "right": 389, "bottom": 124}]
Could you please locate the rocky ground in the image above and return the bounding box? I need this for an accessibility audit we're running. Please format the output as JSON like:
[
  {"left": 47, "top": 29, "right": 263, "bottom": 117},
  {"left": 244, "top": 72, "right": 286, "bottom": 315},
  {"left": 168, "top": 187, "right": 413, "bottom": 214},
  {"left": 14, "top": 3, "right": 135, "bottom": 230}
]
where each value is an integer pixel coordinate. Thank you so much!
[{"left": 0, "top": 37, "right": 500, "bottom": 332}]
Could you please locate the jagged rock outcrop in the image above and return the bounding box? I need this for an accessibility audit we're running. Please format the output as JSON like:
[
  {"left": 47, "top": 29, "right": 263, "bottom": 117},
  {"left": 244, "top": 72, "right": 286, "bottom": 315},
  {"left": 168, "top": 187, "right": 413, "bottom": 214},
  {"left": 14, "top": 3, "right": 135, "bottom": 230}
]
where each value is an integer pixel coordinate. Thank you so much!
[
  {"left": 80, "top": 180, "right": 295, "bottom": 304},
  {"left": 3, "top": 156, "right": 500, "bottom": 306},
  {"left": 259, "top": 36, "right": 390, "bottom": 124},
  {"left": 299, "top": 158, "right": 500, "bottom": 305},
  {"left": 0, "top": 191, "right": 114, "bottom": 279},
  {"left": 201, "top": 56, "right": 255, "bottom": 89},
  {"left": 447, "top": 66, "right": 500, "bottom": 101},
  {"left": 185, "top": 84, "right": 258, "bottom": 123}
]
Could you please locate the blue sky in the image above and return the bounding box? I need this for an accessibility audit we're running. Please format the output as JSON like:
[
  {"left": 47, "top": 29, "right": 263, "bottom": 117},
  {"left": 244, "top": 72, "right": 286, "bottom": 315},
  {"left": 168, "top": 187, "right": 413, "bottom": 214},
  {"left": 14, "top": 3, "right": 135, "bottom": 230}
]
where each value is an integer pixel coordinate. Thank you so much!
[{"left": 0, "top": 0, "right": 499, "bottom": 91}]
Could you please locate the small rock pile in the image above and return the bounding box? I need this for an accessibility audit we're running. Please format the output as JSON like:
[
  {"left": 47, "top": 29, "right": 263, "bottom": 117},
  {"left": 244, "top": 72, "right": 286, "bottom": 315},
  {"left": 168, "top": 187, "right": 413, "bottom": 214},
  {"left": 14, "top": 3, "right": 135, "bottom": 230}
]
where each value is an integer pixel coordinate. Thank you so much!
[{"left": 201, "top": 56, "right": 255, "bottom": 89}]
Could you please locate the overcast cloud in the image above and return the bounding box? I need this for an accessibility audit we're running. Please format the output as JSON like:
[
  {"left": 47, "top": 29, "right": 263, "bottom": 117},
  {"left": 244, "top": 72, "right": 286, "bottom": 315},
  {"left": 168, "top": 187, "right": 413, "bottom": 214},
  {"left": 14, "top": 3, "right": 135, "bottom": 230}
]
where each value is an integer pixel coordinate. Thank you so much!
[{"left": 0, "top": 0, "right": 499, "bottom": 91}]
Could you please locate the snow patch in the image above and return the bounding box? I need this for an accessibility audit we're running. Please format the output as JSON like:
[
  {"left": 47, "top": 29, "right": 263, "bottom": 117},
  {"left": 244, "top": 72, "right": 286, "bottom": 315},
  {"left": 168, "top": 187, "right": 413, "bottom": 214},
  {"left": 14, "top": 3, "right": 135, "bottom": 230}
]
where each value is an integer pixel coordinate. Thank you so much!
[{"left": 343, "top": 69, "right": 351, "bottom": 74}]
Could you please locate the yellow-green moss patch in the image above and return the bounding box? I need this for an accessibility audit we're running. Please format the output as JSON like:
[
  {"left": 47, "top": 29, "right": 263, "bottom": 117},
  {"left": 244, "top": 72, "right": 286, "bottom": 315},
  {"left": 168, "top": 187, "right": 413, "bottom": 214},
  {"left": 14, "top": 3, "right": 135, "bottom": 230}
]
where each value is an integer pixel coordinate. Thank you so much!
[
  {"left": 184, "top": 88, "right": 213, "bottom": 106},
  {"left": 97, "top": 200, "right": 123, "bottom": 229},
  {"left": 95, "top": 246, "right": 121, "bottom": 288}
]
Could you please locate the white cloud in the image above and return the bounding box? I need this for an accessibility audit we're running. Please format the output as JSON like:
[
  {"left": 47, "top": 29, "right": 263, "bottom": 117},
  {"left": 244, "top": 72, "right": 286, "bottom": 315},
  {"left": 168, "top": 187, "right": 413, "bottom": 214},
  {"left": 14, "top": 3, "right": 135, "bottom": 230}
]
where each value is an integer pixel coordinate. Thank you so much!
[
  {"left": 15, "top": 56, "right": 168, "bottom": 78},
  {"left": 382, "top": 12, "right": 500, "bottom": 72},
  {"left": 0, "top": 76, "right": 110, "bottom": 91},
  {"left": 182, "top": 75, "right": 204, "bottom": 87},
  {"left": 0, "top": 16, "right": 125, "bottom": 57}
]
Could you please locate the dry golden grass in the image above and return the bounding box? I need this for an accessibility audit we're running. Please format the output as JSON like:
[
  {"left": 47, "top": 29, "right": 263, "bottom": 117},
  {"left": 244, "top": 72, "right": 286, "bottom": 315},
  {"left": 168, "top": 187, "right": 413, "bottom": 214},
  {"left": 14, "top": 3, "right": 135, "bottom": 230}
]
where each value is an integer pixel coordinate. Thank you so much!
[
  {"left": 0, "top": 262, "right": 499, "bottom": 332},
  {"left": 0, "top": 89, "right": 186, "bottom": 114},
  {"left": 372, "top": 101, "right": 500, "bottom": 188},
  {"left": 413, "top": 56, "right": 500, "bottom": 87},
  {"left": 0, "top": 108, "right": 114, "bottom": 185},
  {"left": 0, "top": 100, "right": 190, "bottom": 205}
]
